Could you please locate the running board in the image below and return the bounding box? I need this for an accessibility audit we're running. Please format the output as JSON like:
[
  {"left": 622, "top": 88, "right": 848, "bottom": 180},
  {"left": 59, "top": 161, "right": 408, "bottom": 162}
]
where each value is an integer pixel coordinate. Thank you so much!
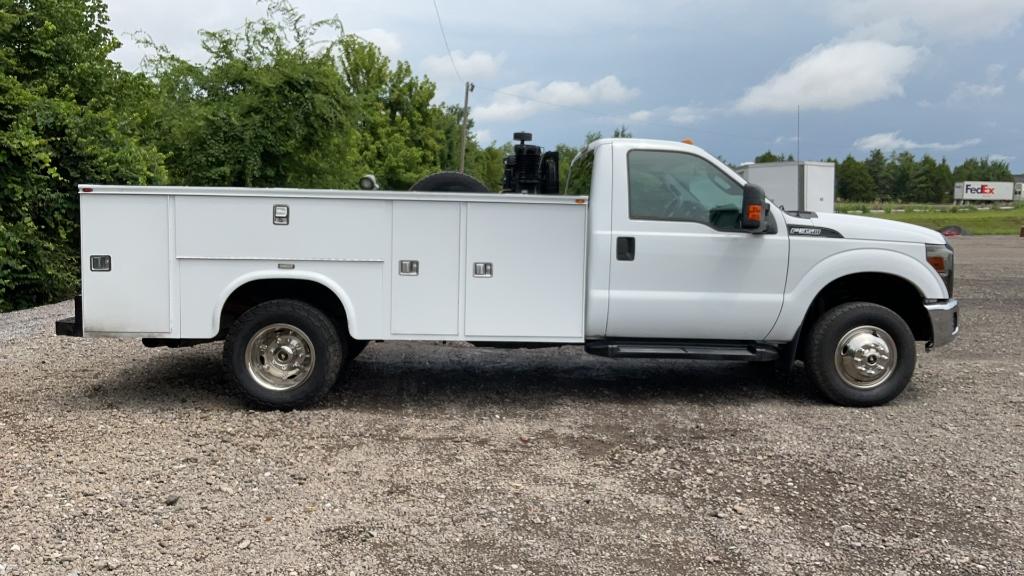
[{"left": 586, "top": 341, "right": 779, "bottom": 361}]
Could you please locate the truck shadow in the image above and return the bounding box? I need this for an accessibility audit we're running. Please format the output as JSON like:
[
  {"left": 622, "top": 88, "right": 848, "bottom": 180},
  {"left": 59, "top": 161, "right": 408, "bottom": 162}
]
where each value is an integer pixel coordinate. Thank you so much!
[{"left": 83, "top": 342, "right": 818, "bottom": 411}]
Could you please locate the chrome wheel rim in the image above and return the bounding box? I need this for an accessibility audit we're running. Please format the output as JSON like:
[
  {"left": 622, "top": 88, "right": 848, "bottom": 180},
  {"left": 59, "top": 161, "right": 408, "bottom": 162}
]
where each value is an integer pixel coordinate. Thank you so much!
[
  {"left": 245, "top": 323, "right": 316, "bottom": 391},
  {"left": 834, "top": 325, "right": 897, "bottom": 390}
]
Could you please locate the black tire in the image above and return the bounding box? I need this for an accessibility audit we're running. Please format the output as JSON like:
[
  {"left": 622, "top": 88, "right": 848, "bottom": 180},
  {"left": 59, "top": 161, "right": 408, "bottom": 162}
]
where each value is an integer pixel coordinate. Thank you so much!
[
  {"left": 410, "top": 171, "right": 490, "bottom": 192},
  {"left": 805, "top": 302, "right": 916, "bottom": 407},
  {"left": 223, "top": 299, "right": 344, "bottom": 409}
]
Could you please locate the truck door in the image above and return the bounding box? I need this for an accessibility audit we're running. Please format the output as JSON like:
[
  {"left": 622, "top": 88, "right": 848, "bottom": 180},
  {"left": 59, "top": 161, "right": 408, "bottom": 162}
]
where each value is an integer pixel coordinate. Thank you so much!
[{"left": 606, "top": 148, "right": 789, "bottom": 341}]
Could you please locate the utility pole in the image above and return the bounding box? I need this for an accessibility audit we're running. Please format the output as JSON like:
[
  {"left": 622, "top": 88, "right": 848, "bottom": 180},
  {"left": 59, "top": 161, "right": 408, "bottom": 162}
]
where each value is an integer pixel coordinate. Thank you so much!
[
  {"left": 796, "top": 104, "right": 801, "bottom": 164},
  {"left": 459, "top": 81, "right": 475, "bottom": 173}
]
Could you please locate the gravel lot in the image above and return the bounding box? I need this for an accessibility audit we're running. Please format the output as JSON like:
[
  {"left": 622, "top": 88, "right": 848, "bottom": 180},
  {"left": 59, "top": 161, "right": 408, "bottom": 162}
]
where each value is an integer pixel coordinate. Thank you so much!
[{"left": 1, "top": 236, "right": 1022, "bottom": 575}]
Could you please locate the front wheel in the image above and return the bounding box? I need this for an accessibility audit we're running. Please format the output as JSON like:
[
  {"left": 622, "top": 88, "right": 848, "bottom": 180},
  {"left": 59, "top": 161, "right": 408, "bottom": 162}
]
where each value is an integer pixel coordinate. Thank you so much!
[
  {"left": 223, "top": 299, "right": 345, "bottom": 409},
  {"left": 805, "top": 302, "right": 917, "bottom": 407}
]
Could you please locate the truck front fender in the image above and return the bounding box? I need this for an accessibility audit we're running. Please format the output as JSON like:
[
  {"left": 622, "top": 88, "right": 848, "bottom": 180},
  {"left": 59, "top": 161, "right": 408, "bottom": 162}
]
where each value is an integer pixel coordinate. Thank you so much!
[{"left": 767, "top": 247, "right": 946, "bottom": 342}]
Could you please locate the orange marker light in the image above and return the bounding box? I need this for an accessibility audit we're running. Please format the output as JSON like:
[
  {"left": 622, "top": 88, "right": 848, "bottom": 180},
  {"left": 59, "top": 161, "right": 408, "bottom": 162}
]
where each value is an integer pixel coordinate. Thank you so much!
[
  {"left": 682, "top": 138, "right": 694, "bottom": 145},
  {"left": 927, "top": 256, "right": 946, "bottom": 273},
  {"left": 746, "top": 204, "right": 763, "bottom": 222}
]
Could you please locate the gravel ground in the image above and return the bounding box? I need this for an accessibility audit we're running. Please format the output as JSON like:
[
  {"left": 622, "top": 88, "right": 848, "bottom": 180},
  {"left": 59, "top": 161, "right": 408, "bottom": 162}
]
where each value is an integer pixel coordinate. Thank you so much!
[{"left": 1, "top": 236, "right": 1022, "bottom": 575}]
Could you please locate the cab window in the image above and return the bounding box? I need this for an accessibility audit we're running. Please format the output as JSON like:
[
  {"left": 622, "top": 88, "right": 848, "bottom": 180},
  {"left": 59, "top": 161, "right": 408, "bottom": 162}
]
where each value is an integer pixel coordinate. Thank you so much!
[{"left": 628, "top": 150, "right": 744, "bottom": 230}]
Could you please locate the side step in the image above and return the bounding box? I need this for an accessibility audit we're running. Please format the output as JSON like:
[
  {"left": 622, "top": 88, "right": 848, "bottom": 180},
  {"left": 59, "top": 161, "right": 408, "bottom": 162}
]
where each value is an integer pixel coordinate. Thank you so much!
[{"left": 586, "top": 340, "right": 779, "bottom": 361}]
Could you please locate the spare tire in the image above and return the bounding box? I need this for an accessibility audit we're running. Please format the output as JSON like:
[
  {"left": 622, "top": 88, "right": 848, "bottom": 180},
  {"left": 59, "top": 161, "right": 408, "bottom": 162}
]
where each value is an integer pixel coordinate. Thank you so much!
[{"left": 410, "top": 171, "right": 490, "bottom": 193}]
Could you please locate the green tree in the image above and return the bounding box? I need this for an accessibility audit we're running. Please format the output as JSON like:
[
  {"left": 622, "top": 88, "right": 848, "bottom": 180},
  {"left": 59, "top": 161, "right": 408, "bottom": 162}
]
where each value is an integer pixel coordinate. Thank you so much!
[
  {"left": 754, "top": 151, "right": 786, "bottom": 163},
  {"left": 466, "top": 141, "right": 510, "bottom": 192},
  {"left": 836, "top": 155, "right": 875, "bottom": 202},
  {"left": 863, "top": 149, "right": 888, "bottom": 200},
  {"left": 142, "top": 1, "right": 359, "bottom": 188},
  {"left": 952, "top": 157, "right": 1014, "bottom": 182},
  {"left": 908, "top": 155, "right": 935, "bottom": 203},
  {"left": 0, "top": 0, "right": 163, "bottom": 311},
  {"left": 338, "top": 34, "right": 456, "bottom": 189},
  {"left": 933, "top": 158, "right": 954, "bottom": 202},
  {"left": 885, "top": 151, "right": 916, "bottom": 202}
]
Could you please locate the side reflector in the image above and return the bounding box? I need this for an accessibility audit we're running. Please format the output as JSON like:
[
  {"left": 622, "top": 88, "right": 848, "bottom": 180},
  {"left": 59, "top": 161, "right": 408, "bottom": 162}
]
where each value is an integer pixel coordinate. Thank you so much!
[{"left": 81, "top": 187, "right": 93, "bottom": 193}]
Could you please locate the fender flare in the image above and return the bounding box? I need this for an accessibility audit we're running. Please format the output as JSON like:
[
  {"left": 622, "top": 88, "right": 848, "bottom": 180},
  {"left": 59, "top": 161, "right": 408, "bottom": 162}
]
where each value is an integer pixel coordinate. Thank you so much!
[
  {"left": 767, "top": 248, "right": 944, "bottom": 342},
  {"left": 212, "top": 270, "right": 359, "bottom": 337}
]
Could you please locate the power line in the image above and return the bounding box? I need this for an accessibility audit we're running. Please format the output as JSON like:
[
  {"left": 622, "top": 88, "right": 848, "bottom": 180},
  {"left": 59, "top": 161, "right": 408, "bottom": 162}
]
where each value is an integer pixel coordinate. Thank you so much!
[{"left": 431, "top": 0, "right": 462, "bottom": 82}]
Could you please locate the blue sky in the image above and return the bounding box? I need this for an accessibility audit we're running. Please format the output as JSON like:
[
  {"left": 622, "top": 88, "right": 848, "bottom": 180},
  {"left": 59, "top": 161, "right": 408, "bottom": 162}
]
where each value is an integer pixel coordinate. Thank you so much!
[{"left": 105, "top": 0, "right": 1024, "bottom": 171}]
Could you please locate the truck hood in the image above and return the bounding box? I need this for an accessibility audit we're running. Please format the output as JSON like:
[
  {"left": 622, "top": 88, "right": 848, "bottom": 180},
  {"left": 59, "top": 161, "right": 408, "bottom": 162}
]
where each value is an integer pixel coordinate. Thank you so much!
[{"left": 783, "top": 211, "right": 946, "bottom": 244}]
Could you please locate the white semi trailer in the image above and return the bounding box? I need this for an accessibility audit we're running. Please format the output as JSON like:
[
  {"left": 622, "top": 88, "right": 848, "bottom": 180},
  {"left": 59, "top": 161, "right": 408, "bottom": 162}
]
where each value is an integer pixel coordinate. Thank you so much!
[
  {"left": 735, "top": 161, "right": 835, "bottom": 214},
  {"left": 953, "top": 181, "right": 1015, "bottom": 203},
  {"left": 56, "top": 136, "right": 958, "bottom": 409}
]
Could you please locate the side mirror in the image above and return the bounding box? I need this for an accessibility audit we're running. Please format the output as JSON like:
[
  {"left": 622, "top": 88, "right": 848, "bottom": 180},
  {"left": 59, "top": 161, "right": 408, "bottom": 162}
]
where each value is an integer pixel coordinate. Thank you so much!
[{"left": 741, "top": 183, "right": 767, "bottom": 232}]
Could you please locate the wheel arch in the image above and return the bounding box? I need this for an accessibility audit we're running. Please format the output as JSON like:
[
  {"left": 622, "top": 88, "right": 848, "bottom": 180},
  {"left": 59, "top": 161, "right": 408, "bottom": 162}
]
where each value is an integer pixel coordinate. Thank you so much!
[
  {"left": 786, "top": 272, "right": 934, "bottom": 365},
  {"left": 214, "top": 272, "right": 356, "bottom": 339},
  {"left": 768, "top": 248, "right": 943, "bottom": 344}
]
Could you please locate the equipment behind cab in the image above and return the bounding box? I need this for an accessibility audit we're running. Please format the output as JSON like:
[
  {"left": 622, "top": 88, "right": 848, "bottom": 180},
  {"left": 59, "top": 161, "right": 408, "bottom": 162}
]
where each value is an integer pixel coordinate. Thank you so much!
[{"left": 502, "top": 132, "right": 559, "bottom": 195}]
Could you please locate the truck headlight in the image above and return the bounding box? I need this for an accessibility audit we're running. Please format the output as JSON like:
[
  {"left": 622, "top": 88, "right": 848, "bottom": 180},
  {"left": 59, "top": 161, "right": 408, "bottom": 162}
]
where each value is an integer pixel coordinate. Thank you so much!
[{"left": 926, "top": 242, "right": 954, "bottom": 296}]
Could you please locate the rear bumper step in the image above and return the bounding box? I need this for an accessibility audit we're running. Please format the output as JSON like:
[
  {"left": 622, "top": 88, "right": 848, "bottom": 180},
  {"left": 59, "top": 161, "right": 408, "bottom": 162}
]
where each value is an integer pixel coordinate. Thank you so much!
[
  {"left": 55, "top": 296, "right": 83, "bottom": 337},
  {"left": 586, "top": 340, "right": 778, "bottom": 361}
]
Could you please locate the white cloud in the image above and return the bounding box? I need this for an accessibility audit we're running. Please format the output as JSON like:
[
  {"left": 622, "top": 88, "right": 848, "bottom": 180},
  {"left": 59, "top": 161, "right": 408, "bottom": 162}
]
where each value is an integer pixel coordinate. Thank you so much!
[
  {"left": 985, "top": 64, "right": 1005, "bottom": 82},
  {"left": 989, "top": 154, "right": 1015, "bottom": 163},
  {"left": 828, "top": 0, "right": 1024, "bottom": 42},
  {"left": 474, "top": 128, "right": 493, "bottom": 145},
  {"left": 669, "top": 106, "right": 705, "bottom": 125},
  {"left": 946, "top": 64, "right": 1007, "bottom": 103},
  {"left": 474, "top": 75, "right": 639, "bottom": 122},
  {"left": 351, "top": 28, "right": 401, "bottom": 59},
  {"left": 947, "top": 82, "right": 1005, "bottom": 103},
  {"left": 1018, "top": 68, "right": 1024, "bottom": 83},
  {"left": 628, "top": 110, "right": 653, "bottom": 123},
  {"left": 736, "top": 41, "right": 918, "bottom": 113},
  {"left": 423, "top": 50, "right": 505, "bottom": 81},
  {"left": 854, "top": 131, "right": 981, "bottom": 152}
]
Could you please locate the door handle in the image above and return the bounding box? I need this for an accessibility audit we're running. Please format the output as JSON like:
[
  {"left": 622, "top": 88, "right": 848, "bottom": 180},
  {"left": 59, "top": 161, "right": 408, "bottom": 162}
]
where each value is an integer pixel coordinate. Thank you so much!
[{"left": 616, "top": 237, "right": 635, "bottom": 261}]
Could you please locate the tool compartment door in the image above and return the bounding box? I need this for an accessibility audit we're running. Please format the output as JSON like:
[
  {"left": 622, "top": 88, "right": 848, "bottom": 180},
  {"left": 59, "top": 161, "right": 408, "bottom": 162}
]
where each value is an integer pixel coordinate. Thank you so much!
[
  {"left": 464, "top": 203, "right": 586, "bottom": 339},
  {"left": 80, "top": 194, "right": 171, "bottom": 334},
  {"left": 391, "top": 201, "right": 461, "bottom": 335}
]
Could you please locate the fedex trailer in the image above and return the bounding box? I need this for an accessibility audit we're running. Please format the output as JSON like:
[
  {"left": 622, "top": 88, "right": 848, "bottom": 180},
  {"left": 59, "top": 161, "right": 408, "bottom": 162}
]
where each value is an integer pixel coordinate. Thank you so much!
[{"left": 953, "top": 181, "right": 1014, "bottom": 203}]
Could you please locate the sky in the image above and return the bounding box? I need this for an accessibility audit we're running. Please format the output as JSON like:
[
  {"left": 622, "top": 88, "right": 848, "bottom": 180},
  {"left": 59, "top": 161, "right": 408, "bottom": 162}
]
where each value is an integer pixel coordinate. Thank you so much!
[{"left": 104, "top": 0, "right": 1024, "bottom": 171}]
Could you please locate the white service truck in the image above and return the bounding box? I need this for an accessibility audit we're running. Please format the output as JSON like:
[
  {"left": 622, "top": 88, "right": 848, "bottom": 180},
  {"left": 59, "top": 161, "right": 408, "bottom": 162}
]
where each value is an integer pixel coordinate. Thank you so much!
[{"left": 56, "top": 135, "right": 959, "bottom": 409}]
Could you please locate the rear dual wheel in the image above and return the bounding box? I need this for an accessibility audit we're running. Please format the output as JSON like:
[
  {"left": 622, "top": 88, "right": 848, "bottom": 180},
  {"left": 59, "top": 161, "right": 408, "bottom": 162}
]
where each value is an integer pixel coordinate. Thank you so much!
[{"left": 224, "top": 299, "right": 345, "bottom": 409}]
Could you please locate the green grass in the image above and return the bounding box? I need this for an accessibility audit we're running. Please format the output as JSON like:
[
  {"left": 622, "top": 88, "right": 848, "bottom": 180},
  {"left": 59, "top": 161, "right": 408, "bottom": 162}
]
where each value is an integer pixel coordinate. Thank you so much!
[{"left": 836, "top": 203, "right": 1024, "bottom": 235}]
